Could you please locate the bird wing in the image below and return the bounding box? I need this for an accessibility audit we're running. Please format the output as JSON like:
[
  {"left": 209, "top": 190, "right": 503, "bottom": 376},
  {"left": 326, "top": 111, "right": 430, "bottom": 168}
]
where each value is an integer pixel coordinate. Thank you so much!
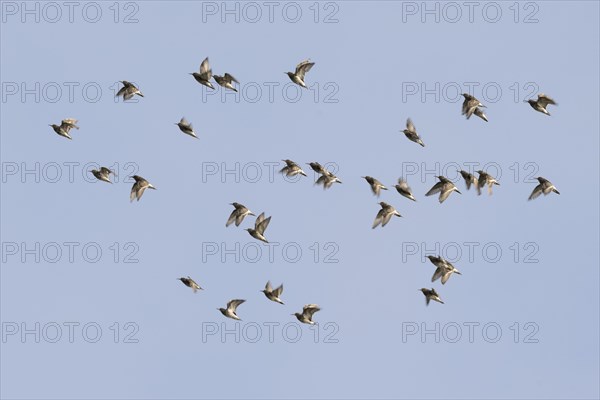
[
  {"left": 303, "top": 304, "right": 320, "bottom": 318},
  {"left": 226, "top": 210, "right": 238, "bottom": 227},
  {"left": 439, "top": 186, "right": 454, "bottom": 203},
  {"left": 537, "top": 94, "right": 556, "bottom": 107},
  {"left": 295, "top": 60, "right": 314, "bottom": 81},
  {"left": 255, "top": 212, "right": 265, "bottom": 227},
  {"left": 130, "top": 182, "right": 139, "bottom": 202},
  {"left": 136, "top": 184, "right": 148, "bottom": 201},
  {"left": 372, "top": 183, "right": 380, "bottom": 196},
  {"left": 528, "top": 184, "right": 543, "bottom": 200},
  {"left": 116, "top": 85, "right": 127, "bottom": 97},
  {"left": 477, "top": 173, "right": 487, "bottom": 189},
  {"left": 397, "top": 178, "right": 410, "bottom": 191},
  {"left": 234, "top": 212, "right": 247, "bottom": 227},
  {"left": 228, "top": 299, "right": 246, "bottom": 311},
  {"left": 224, "top": 73, "right": 239, "bottom": 83},
  {"left": 200, "top": 57, "right": 210, "bottom": 74},
  {"left": 265, "top": 281, "right": 273, "bottom": 292},
  {"left": 372, "top": 209, "right": 385, "bottom": 229},
  {"left": 381, "top": 210, "right": 394, "bottom": 227},
  {"left": 465, "top": 101, "right": 477, "bottom": 118},
  {"left": 62, "top": 118, "right": 78, "bottom": 126},
  {"left": 431, "top": 267, "right": 444, "bottom": 282},
  {"left": 460, "top": 171, "right": 474, "bottom": 190},
  {"left": 256, "top": 216, "right": 271, "bottom": 235},
  {"left": 273, "top": 284, "right": 283, "bottom": 297},
  {"left": 425, "top": 182, "right": 443, "bottom": 196},
  {"left": 461, "top": 98, "right": 470, "bottom": 115},
  {"left": 406, "top": 118, "right": 416, "bottom": 133},
  {"left": 441, "top": 271, "right": 452, "bottom": 284}
]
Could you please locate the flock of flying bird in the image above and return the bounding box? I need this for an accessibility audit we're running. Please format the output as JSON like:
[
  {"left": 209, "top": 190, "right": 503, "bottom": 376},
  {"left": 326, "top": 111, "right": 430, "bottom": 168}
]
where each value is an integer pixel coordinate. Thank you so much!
[{"left": 49, "top": 57, "right": 560, "bottom": 314}]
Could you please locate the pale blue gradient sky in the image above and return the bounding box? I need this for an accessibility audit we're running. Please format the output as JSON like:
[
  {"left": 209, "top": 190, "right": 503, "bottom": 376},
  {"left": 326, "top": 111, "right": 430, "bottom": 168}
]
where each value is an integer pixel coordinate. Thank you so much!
[{"left": 1, "top": 1, "right": 599, "bottom": 399}]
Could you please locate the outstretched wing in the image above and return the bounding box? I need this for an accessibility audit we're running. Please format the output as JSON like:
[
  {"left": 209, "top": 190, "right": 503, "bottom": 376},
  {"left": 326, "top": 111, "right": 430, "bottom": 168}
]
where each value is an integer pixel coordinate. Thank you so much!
[
  {"left": 303, "top": 304, "right": 320, "bottom": 319},
  {"left": 528, "top": 184, "right": 543, "bottom": 201},
  {"left": 295, "top": 60, "right": 314, "bottom": 81},
  {"left": 425, "top": 182, "right": 443, "bottom": 196},
  {"left": 256, "top": 216, "right": 271, "bottom": 235},
  {"left": 227, "top": 299, "right": 246, "bottom": 311},
  {"left": 537, "top": 94, "right": 557, "bottom": 107}
]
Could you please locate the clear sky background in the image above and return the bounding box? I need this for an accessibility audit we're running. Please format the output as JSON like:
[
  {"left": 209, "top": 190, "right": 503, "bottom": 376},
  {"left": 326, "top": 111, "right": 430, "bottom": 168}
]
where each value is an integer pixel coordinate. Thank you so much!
[{"left": 1, "top": 1, "right": 599, "bottom": 399}]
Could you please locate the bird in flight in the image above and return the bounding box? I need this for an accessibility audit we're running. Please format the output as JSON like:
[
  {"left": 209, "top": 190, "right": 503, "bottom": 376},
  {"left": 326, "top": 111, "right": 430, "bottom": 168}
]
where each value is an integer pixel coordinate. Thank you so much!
[
  {"left": 175, "top": 117, "right": 198, "bottom": 139},
  {"left": 476, "top": 170, "right": 500, "bottom": 195},
  {"left": 425, "top": 176, "right": 461, "bottom": 203},
  {"left": 286, "top": 59, "right": 315, "bottom": 88},
  {"left": 178, "top": 276, "right": 202, "bottom": 293},
  {"left": 218, "top": 299, "right": 246, "bottom": 320},
  {"left": 420, "top": 288, "right": 444, "bottom": 305},
  {"left": 372, "top": 202, "right": 402, "bottom": 228},
  {"left": 91, "top": 167, "right": 114, "bottom": 183},
  {"left": 528, "top": 177, "right": 560, "bottom": 201},
  {"left": 130, "top": 175, "right": 156, "bottom": 202},
  {"left": 293, "top": 304, "right": 321, "bottom": 324},
  {"left": 49, "top": 118, "right": 79, "bottom": 140},
  {"left": 281, "top": 159, "right": 307, "bottom": 178},
  {"left": 525, "top": 94, "right": 557, "bottom": 116},
  {"left": 461, "top": 93, "right": 487, "bottom": 122},
  {"left": 402, "top": 118, "right": 425, "bottom": 147},
  {"left": 116, "top": 81, "right": 144, "bottom": 100},
  {"left": 245, "top": 212, "right": 272, "bottom": 243},
  {"left": 395, "top": 178, "right": 417, "bottom": 201},
  {"left": 191, "top": 57, "right": 214, "bottom": 89},
  {"left": 261, "top": 281, "right": 284, "bottom": 305},
  {"left": 226, "top": 202, "right": 255, "bottom": 227},
  {"left": 214, "top": 73, "right": 239, "bottom": 92},
  {"left": 362, "top": 176, "right": 388, "bottom": 197}
]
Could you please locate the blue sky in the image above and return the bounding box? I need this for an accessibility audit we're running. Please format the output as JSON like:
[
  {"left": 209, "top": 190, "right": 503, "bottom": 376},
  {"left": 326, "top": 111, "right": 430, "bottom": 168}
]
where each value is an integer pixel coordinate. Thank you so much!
[{"left": 1, "top": 1, "right": 599, "bottom": 399}]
